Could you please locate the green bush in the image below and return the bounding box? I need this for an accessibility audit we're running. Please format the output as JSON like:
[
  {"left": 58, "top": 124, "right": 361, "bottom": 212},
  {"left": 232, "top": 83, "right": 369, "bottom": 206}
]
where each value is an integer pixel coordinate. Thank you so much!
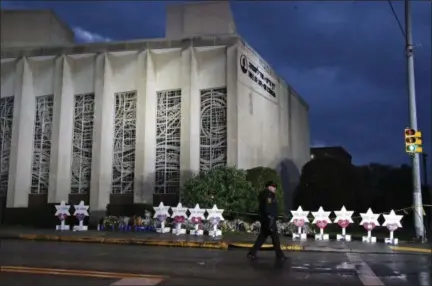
[
  {"left": 246, "top": 167, "right": 285, "bottom": 215},
  {"left": 181, "top": 166, "right": 253, "bottom": 215}
]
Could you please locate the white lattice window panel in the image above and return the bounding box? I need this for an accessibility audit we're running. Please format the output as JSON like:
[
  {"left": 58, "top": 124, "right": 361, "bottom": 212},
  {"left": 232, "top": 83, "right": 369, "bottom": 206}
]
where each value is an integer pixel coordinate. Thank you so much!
[
  {"left": 71, "top": 93, "right": 95, "bottom": 194},
  {"left": 0, "top": 96, "right": 14, "bottom": 197},
  {"left": 155, "top": 89, "right": 182, "bottom": 194},
  {"left": 31, "top": 95, "right": 54, "bottom": 194},
  {"left": 112, "top": 91, "right": 137, "bottom": 194},
  {"left": 199, "top": 87, "right": 228, "bottom": 171}
]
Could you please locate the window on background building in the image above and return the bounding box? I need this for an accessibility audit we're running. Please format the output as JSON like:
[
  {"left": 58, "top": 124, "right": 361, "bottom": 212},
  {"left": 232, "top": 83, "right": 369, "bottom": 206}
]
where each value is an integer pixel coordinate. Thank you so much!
[
  {"left": 31, "top": 94, "right": 54, "bottom": 194},
  {"left": 199, "top": 87, "right": 228, "bottom": 171},
  {"left": 112, "top": 91, "right": 137, "bottom": 195},
  {"left": 155, "top": 89, "right": 182, "bottom": 195},
  {"left": 71, "top": 93, "right": 95, "bottom": 194},
  {"left": 0, "top": 96, "right": 14, "bottom": 197}
]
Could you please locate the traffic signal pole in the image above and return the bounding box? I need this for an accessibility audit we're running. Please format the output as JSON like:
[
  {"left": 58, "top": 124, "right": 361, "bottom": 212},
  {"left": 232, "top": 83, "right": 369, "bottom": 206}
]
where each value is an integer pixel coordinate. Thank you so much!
[{"left": 405, "top": 0, "right": 425, "bottom": 241}]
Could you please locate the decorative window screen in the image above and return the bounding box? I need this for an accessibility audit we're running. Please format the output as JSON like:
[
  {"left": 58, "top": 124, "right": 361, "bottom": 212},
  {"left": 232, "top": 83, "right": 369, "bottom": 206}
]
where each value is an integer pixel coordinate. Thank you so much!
[
  {"left": 31, "top": 95, "right": 54, "bottom": 194},
  {"left": 112, "top": 91, "right": 137, "bottom": 194},
  {"left": 0, "top": 96, "right": 14, "bottom": 196},
  {"left": 71, "top": 93, "right": 95, "bottom": 194},
  {"left": 199, "top": 87, "right": 228, "bottom": 171},
  {"left": 155, "top": 89, "right": 182, "bottom": 194}
]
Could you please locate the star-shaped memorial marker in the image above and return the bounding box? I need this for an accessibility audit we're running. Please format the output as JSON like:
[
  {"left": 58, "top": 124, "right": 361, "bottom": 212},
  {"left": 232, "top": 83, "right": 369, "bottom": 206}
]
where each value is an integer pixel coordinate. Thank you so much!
[
  {"left": 171, "top": 202, "right": 188, "bottom": 223},
  {"left": 334, "top": 206, "right": 354, "bottom": 229},
  {"left": 74, "top": 201, "right": 89, "bottom": 221},
  {"left": 312, "top": 206, "right": 332, "bottom": 229},
  {"left": 206, "top": 204, "right": 224, "bottom": 225},
  {"left": 153, "top": 202, "right": 170, "bottom": 222},
  {"left": 290, "top": 206, "right": 309, "bottom": 227},
  {"left": 189, "top": 204, "right": 206, "bottom": 224},
  {"left": 359, "top": 208, "right": 380, "bottom": 231},
  {"left": 55, "top": 201, "right": 70, "bottom": 219},
  {"left": 382, "top": 209, "right": 403, "bottom": 232}
]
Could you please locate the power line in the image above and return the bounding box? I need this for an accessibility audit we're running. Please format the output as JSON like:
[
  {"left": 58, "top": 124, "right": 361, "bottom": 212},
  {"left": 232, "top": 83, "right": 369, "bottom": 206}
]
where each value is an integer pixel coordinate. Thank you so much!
[{"left": 387, "top": 0, "right": 407, "bottom": 41}]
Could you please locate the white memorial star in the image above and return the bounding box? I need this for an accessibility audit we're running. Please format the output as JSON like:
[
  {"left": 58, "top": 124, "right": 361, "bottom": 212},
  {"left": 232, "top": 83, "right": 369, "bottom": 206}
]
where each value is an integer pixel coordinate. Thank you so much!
[
  {"left": 55, "top": 201, "right": 70, "bottom": 217},
  {"left": 73, "top": 201, "right": 89, "bottom": 217},
  {"left": 171, "top": 203, "right": 188, "bottom": 219},
  {"left": 153, "top": 202, "right": 170, "bottom": 221},
  {"left": 188, "top": 204, "right": 206, "bottom": 223},
  {"left": 382, "top": 210, "right": 403, "bottom": 230},
  {"left": 289, "top": 206, "right": 309, "bottom": 226},
  {"left": 312, "top": 206, "right": 332, "bottom": 226},
  {"left": 359, "top": 208, "right": 380, "bottom": 228},
  {"left": 334, "top": 206, "right": 354, "bottom": 228},
  {"left": 206, "top": 204, "right": 224, "bottom": 223}
]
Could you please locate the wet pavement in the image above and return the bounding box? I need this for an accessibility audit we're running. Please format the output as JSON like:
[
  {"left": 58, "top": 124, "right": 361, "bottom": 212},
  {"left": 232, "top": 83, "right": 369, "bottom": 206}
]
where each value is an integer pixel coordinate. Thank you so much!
[{"left": 0, "top": 239, "right": 430, "bottom": 286}]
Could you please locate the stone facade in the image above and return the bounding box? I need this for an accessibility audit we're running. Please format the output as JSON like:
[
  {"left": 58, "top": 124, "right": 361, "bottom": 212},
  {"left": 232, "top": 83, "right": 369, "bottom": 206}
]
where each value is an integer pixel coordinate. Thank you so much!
[{"left": 1, "top": 34, "right": 309, "bottom": 215}]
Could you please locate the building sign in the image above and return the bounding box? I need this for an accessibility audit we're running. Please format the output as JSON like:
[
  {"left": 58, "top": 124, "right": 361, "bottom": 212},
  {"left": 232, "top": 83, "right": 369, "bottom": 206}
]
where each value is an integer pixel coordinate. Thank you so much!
[{"left": 239, "top": 54, "right": 276, "bottom": 98}]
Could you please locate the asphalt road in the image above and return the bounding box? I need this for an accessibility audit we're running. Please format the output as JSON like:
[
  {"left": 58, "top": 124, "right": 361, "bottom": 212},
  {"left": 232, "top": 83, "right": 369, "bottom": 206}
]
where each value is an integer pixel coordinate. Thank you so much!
[{"left": 0, "top": 240, "right": 430, "bottom": 286}]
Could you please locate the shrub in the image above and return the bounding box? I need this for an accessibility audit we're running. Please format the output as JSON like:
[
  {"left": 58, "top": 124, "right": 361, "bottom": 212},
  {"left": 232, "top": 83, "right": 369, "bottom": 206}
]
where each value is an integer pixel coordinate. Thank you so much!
[
  {"left": 246, "top": 167, "right": 285, "bottom": 215},
  {"left": 181, "top": 166, "right": 253, "bottom": 216}
]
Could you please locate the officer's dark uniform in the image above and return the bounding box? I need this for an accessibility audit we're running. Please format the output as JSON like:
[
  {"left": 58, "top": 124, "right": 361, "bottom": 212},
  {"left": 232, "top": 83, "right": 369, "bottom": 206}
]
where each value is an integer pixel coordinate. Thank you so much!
[{"left": 247, "top": 182, "right": 285, "bottom": 260}]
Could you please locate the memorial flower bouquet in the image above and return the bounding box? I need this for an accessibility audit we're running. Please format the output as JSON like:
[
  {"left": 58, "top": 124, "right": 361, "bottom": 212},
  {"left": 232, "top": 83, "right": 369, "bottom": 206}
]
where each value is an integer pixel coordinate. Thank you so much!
[
  {"left": 277, "top": 221, "right": 316, "bottom": 235},
  {"left": 174, "top": 215, "right": 186, "bottom": 224},
  {"left": 103, "top": 216, "right": 119, "bottom": 229},
  {"left": 251, "top": 221, "right": 261, "bottom": 233}
]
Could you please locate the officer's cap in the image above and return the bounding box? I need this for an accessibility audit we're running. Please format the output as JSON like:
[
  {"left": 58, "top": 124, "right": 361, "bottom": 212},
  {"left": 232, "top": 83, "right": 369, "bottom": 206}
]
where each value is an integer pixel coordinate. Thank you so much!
[{"left": 265, "top": 181, "right": 277, "bottom": 188}]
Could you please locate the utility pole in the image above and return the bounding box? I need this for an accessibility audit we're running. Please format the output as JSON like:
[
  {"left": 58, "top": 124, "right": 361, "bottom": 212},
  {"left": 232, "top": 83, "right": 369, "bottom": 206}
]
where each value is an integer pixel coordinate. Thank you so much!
[
  {"left": 423, "top": 153, "right": 432, "bottom": 242},
  {"left": 405, "top": 0, "right": 425, "bottom": 241},
  {"left": 421, "top": 153, "right": 428, "bottom": 186}
]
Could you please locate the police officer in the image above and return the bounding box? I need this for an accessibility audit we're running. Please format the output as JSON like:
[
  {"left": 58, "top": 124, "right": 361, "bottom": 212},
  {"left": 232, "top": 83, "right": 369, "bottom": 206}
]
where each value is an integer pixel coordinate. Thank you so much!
[{"left": 247, "top": 181, "right": 286, "bottom": 261}]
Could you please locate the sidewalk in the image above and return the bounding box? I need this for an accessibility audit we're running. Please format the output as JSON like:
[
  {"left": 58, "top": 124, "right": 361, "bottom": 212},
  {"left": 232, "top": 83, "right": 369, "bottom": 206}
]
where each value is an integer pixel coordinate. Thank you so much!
[{"left": 0, "top": 227, "right": 430, "bottom": 255}]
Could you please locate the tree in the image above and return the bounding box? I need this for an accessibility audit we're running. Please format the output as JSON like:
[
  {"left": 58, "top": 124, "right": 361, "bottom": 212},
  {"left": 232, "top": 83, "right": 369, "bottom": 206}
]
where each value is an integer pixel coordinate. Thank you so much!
[
  {"left": 246, "top": 167, "right": 285, "bottom": 215},
  {"left": 293, "top": 157, "right": 358, "bottom": 211},
  {"left": 181, "top": 166, "right": 253, "bottom": 215}
]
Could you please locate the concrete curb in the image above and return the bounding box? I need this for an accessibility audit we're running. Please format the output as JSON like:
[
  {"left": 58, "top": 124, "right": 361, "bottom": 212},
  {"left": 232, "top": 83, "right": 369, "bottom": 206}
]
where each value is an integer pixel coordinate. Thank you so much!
[
  {"left": 2, "top": 234, "right": 229, "bottom": 250},
  {"left": 388, "top": 245, "right": 432, "bottom": 254},
  {"left": 1, "top": 233, "right": 430, "bottom": 254}
]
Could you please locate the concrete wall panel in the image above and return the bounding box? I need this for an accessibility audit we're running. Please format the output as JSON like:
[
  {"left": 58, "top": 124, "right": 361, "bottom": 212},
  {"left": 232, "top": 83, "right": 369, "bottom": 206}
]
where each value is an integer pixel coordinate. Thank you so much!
[
  {"left": 70, "top": 54, "right": 96, "bottom": 95},
  {"left": 236, "top": 41, "right": 280, "bottom": 169},
  {"left": 153, "top": 49, "right": 182, "bottom": 91},
  {"left": 133, "top": 51, "right": 147, "bottom": 203},
  {"left": 179, "top": 47, "right": 192, "bottom": 184},
  {"left": 290, "top": 89, "right": 310, "bottom": 173},
  {"left": 109, "top": 51, "right": 138, "bottom": 93},
  {"left": 90, "top": 54, "right": 114, "bottom": 211},
  {"left": 226, "top": 45, "right": 238, "bottom": 167},
  {"left": 142, "top": 51, "right": 157, "bottom": 202},
  {"left": 30, "top": 56, "right": 56, "bottom": 96},
  {"left": 7, "top": 58, "right": 35, "bottom": 207},
  {"left": 48, "top": 56, "right": 74, "bottom": 203},
  {"left": 1, "top": 59, "right": 16, "bottom": 98},
  {"left": 195, "top": 46, "right": 227, "bottom": 89}
]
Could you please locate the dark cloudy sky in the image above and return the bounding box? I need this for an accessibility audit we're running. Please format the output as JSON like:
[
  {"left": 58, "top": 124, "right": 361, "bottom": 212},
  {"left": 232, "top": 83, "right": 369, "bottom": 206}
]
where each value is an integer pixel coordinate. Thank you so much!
[{"left": 2, "top": 1, "right": 431, "bottom": 167}]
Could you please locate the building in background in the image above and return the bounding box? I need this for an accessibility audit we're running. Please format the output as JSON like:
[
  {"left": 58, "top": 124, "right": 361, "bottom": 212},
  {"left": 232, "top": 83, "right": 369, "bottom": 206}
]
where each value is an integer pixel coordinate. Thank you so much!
[
  {"left": 0, "top": 2, "right": 310, "bottom": 220},
  {"left": 310, "top": 147, "right": 352, "bottom": 164}
]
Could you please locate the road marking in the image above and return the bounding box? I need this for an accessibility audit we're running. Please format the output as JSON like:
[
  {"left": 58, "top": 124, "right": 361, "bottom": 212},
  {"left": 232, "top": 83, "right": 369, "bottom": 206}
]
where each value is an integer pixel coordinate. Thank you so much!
[
  {"left": 346, "top": 253, "right": 384, "bottom": 286},
  {"left": 228, "top": 242, "right": 303, "bottom": 251},
  {"left": 111, "top": 278, "right": 164, "bottom": 285},
  {"left": 389, "top": 246, "right": 432, "bottom": 254},
  {"left": 1, "top": 266, "right": 167, "bottom": 282}
]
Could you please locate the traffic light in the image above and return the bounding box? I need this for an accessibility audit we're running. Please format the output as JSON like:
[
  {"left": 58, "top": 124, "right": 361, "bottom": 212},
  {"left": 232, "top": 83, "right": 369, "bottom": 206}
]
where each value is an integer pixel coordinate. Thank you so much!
[{"left": 405, "top": 128, "right": 423, "bottom": 153}]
